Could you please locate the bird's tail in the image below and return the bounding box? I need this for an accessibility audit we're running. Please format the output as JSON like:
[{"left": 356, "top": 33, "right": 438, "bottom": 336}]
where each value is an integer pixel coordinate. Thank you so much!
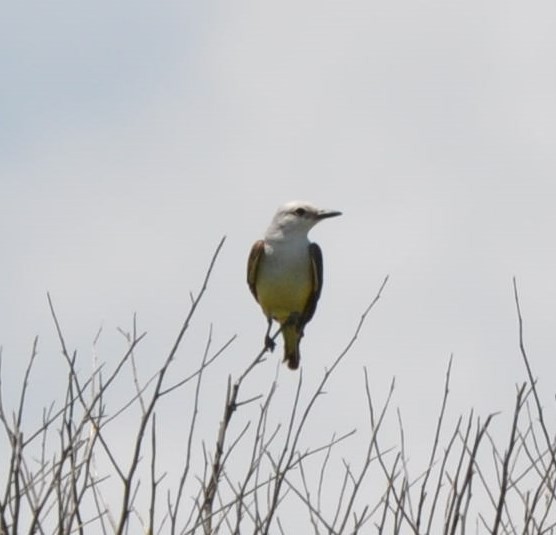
[{"left": 282, "top": 324, "right": 302, "bottom": 370}]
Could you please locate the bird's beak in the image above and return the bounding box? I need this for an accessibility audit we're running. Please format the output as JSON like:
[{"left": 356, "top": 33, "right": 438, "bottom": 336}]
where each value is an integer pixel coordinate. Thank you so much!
[{"left": 316, "top": 209, "right": 342, "bottom": 220}]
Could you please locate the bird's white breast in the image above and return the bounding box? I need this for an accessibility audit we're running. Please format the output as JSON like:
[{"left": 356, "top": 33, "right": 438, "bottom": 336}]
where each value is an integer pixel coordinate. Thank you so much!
[{"left": 256, "top": 237, "right": 312, "bottom": 322}]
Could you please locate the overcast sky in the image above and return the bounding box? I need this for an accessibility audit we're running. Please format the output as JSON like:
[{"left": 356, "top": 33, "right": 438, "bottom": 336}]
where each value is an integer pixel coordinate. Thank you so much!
[{"left": 2, "top": 0, "right": 556, "bottom": 530}]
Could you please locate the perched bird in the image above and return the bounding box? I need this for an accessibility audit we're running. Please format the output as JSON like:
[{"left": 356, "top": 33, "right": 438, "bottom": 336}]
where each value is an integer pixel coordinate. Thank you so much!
[{"left": 247, "top": 201, "right": 341, "bottom": 369}]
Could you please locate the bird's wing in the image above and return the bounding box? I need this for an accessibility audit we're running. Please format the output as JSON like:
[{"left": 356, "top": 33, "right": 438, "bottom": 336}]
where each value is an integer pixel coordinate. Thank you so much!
[
  {"left": 247, "top": 240, "right": 265, "bottom": 300},
  {"left": 302, "top": 242, "right": 324, "bottom": 325}
]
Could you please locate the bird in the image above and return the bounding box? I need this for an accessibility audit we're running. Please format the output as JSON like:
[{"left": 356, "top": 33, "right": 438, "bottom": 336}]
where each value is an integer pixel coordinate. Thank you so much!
[{"left": 247, "top": 201, "right": 342, "bottom": 369}]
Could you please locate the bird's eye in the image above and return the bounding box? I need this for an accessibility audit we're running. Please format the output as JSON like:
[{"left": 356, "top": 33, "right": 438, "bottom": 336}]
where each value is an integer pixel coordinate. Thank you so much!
[{"left": 294, "top": 207, "right": 306, "bottom": 216}]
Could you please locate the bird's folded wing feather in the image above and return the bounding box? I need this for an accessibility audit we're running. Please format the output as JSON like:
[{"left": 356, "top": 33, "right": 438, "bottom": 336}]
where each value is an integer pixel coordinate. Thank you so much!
[
  {"left": 302, "top": 243, "right": 323, "bottom": 324},
  {"left": 247, "top": 240, "right": 265, "bottom": 300}
]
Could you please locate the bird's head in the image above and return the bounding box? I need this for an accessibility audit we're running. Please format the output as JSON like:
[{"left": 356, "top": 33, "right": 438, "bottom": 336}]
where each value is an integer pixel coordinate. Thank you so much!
[{"left": 268, "top": 201, "right": 342, "bottom": 238}]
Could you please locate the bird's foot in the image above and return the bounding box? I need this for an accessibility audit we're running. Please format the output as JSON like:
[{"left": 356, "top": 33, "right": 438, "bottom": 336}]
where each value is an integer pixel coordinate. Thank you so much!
[{"left": 264, "top": 335, "right": 276, "bottom": 352}]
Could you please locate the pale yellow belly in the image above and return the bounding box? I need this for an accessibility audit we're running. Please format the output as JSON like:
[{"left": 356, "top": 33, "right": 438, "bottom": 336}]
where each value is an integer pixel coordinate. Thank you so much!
[{"left": 256, "top": 267, "right": 312, "bottom": 323}]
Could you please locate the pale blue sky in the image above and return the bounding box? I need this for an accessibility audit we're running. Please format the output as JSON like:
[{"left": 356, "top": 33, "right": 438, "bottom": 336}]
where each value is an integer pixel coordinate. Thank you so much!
[{"left": 2, "top": 0, "right": 556, "bottom": 530}]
